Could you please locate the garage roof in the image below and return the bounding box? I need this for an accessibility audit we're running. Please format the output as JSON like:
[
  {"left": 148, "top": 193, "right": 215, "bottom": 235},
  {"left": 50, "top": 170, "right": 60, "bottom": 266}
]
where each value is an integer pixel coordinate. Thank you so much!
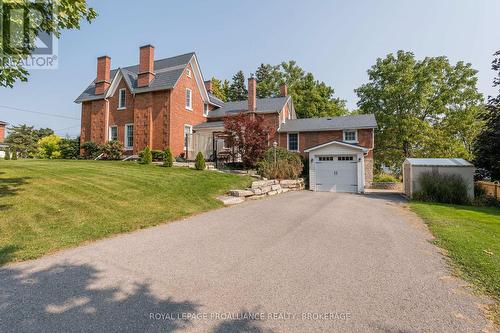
[
  {"left": 405, "top": 158, "right": 473, "bottom": 167},
  {"left": 279, "top": 114, "right": 377, "bottom": 132}
]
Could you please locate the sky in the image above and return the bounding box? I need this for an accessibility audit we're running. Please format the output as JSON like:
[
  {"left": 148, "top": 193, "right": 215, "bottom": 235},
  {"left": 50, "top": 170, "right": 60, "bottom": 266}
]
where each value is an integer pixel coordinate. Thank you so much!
[{"left": 1, "top": 0, "right": 499, "bottom": 137}]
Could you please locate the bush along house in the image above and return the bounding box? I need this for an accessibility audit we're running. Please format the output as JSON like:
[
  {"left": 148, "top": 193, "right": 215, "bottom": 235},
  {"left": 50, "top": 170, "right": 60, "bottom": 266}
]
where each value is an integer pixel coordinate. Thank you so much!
[{"left": 75, "top": 45, "right": 377, "bottom": 193}]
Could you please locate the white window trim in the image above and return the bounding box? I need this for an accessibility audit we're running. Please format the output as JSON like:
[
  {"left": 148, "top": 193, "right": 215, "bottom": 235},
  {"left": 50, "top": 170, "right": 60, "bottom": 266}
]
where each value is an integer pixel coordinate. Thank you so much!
[
  {"left": 184, "top": 124, "right": 193, "bottom": 150},
  {"left": 203, "top": 103, "right": 209, "bottom": 117},
  {"left": 186, "top": 68, "right": 192, "bottom": 78},
  {"left": 343, "top": 129, "right": 358, "bottom": 143},
  {"left": 109, "top": 125, "right": 118, "bottom": 141},
  {"left": 186, "top": 88, "right": 193, "bottom": 111},
  {"left": 287, "top": 132, "right": 299, "bottom": 152},
  {"left": 118, "top": 88, "right": 126, "bottom": 110},
  {"left": 124, "top": 123, "right": 134, "bottom": 150}
]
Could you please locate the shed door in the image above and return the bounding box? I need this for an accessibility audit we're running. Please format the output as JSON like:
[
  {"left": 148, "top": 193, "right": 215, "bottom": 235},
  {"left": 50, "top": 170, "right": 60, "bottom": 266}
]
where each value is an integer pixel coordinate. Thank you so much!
[{"left": 315, "top": 155, "right": 358, "bottom": 192}]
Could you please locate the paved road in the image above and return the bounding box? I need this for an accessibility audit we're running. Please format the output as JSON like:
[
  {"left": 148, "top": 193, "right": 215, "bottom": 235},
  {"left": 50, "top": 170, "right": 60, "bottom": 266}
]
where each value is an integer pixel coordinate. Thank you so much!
[{"left": 0, "top": 192, "right": 493, "bottom": 332}]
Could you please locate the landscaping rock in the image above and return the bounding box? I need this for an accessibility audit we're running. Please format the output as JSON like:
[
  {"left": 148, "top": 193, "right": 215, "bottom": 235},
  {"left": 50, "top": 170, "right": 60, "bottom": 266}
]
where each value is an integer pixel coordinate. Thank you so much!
[
  {"left": 251, "top": 180, "right": 275, "bottom": 188},
  {"left": 282, "top": 188, "right": 290, "bottom": 193},
  {"left": 252, "top": 188, "right": 263, "bottom": 195},
  {"left": 268, "top": 190, "right": 278, "bottom": 196},
  {"left": 261, "top": 186, "right": 272, "bottom": 193},
  {"left": 229, "top": 189, "right": 254, "bottom": 197},
  {"left": 217, "top": 195, "right": 245, "bottom": 205},
  {"left": 271, "top": 184, "right": 281, "bottom": 191},
  {"left": 280, "top": 179, "right": 299, "bottom": 188},
  {"left": 248, "top": 194, "right": 267, "bottom": 200}
]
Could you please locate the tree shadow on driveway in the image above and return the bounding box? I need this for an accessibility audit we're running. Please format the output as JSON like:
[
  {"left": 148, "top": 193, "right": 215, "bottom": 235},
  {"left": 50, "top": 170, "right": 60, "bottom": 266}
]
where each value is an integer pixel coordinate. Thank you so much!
[{"left": 0, "top": 262, "right": 200, "bottom": 333}]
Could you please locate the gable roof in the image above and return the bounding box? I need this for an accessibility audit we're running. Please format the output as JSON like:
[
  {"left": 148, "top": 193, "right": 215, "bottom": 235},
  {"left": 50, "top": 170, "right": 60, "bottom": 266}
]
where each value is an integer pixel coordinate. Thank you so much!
[
  {"left": 304, "top": 140, "right": 369, "bottom": 153},
  {"left": 279, "top": 114, "right": 377, "bottom": 132},
  {"left": 208, "top": 93, "right": 225, "bottom": 107},
  {"left": 75, "top": 52, "right": 196, "bottom": 103},
  {"left": 207, "top": 96, "right": 290, "bottom": 118},
  {"left": 0, "top": 121, "right": 7, "bottom": 125},
  {"left": 405, "top": 158, "right": 473, "bottom": 167}
]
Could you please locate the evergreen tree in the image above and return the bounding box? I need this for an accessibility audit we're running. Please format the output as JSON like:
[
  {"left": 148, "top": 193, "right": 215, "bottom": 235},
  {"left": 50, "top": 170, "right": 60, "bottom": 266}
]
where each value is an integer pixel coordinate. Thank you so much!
[
  {"left": 195, "top": 152, "right": 206, "bottom": 170},
  {"left": 139, "top": 147, "right": 152, "bottom": 164},
  {"left": 163, "top": 147, "right": 173, "bottom": 167},
  {"left": 228, "top": 70, "right": 248, "bottom": 101},
  {"left": 11, "top": 148, "right": 17, "bottom": 160},
  {"left": 474, "top": 50, "right": 500, "bottom": 180},
  {"left": 4, "top": 147, "right": 10, "bottom": 160},
  {"left": 255, "top": 63, "right": 280, "bottom": 98},
  {"left": 210, "top": 77, "right": 228, "bottom": 102}
]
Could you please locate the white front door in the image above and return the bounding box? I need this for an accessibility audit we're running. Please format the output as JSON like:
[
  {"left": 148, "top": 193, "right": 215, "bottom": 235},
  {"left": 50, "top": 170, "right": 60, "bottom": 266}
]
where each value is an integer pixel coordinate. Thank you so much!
[{"left": 315, "top": 155, "right": 358, "bottom": 192}]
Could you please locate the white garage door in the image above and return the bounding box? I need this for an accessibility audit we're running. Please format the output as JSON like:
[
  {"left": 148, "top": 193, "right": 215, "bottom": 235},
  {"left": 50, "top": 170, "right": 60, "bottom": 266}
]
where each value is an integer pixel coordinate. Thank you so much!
[{"left": 315, "top": 155, "right": 358, "bottom": 192}]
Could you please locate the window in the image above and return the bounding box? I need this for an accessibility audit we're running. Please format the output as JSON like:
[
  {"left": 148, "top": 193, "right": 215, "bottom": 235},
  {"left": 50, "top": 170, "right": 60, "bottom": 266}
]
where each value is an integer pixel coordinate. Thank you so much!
[
  {"left": 287, "top": 133, "right": 299, "bottom": 151},
  {"left": 124, "top": 124, "right": 134, "bottom": 149},
  {"left": 118, "top": 88, "right": 126, "bottom": 109},
  {"left": 203, "top": 103, "right": 209, "bottom": 117},
  {"left": 184, "top": 125, "right": 192, "bottom": 150},
  {"left": 186, "top": 89, "right": 192, "bottom": 110},
  {"left": 186, "top": 68, "right": 192, "bottom": 78},
  {"left": 319, "top": 156, "right": 334, "bottom": 161},
  {"left": 343, "top": 130, "right": 357, "bottom": 142},
  {"left": 109, "top": 126, "right": 118, "bottom": 141},
  {"left": 318, "top": 156, "right": 354, "bottom": 161},
  {"left": 338, "top": 156, "right": 354, "bottom": 161}
]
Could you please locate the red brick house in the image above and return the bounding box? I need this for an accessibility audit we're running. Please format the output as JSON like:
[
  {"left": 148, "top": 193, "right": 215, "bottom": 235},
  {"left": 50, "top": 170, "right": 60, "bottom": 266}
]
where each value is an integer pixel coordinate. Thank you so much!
[
  {"left": 0, "top": 121, "right": 6, "bottom": 143},
  {"left": 75, "top": 45, "right": 376, "bottom": 192}
]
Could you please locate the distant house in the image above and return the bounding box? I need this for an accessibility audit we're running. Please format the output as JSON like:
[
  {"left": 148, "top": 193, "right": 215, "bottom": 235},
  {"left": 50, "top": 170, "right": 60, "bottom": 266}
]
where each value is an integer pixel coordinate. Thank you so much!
[
  {"left": 75, "top": 45, "right": 377, "bottom": 192},
  {"left": 0, "top": 120, "right": 7, "bottom": 158}
]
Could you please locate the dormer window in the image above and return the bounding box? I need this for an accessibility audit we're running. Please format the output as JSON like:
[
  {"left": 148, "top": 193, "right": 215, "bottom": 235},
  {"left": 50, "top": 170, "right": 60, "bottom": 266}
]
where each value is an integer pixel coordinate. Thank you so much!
[
  {"left": 343, "top": 130, "right": 357, "bottom": 143},
  {"left": 186, "top": 68, "right": 192, "bottom": 78},
  {"left": 118, "top": 88, "right": 126, "bottom": 109}
]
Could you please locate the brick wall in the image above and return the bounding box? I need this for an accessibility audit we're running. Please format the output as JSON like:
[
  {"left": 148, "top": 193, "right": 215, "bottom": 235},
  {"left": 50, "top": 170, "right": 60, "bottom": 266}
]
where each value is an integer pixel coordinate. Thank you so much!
[
  {"left": 0, "top": 124, "right": 5, "bottom": 143},
  {"left": 167, "top": 63, "right": 207, "bottom": 157}
]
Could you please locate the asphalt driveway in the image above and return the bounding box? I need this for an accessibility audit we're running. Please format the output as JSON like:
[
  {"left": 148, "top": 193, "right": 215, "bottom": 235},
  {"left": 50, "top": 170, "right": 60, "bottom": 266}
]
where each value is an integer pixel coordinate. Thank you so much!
[{"left": 0, "top": 192, "right": 492, "bottom": 332}]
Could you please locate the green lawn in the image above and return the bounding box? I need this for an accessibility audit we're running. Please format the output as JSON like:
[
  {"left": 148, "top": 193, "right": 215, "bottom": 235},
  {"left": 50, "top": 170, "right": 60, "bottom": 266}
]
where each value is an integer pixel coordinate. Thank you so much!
[
  {"left": 410, "top": 202, "right": 500, "bottom": 322},
  {"left": 0, "top": 160, "right": 250, "bottom": 265}
]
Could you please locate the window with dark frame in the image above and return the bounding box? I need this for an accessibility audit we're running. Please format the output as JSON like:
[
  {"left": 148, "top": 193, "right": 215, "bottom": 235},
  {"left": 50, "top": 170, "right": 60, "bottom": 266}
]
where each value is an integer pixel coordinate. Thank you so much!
[
  {"left": 125, "top": 124, "right": 134, "bottom": 148},
  {"left": 288, "top": 133, "right": 298, "bottom": 151}
]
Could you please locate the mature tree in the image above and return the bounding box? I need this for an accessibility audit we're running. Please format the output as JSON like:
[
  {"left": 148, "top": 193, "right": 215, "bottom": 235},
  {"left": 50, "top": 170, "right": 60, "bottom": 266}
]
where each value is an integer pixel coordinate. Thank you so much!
[
  {"left": 210, "top": 77, "right": 228, "bottom": 102},
  {"left": 5, "top": 124, "right": 37, "bottom": 158},
  {"left": 37, "top": 134, "right": 62, "bottom": 159},
  {"left": 474, "top": 50, "right": 500, "bottom": 180},
  {"left": 1, "top": 0, "right": 97, "bottom": 87},
  {"left": 224, "top": 114, "right": 275, "bottom": 168},
  {"left": 60, "top": 137, "right": 80, "bottom": 159},
  {"left": 34, "top": 128, "right": 55, "bottom": 140},
  {"left": 356, "top": 50, "right": 483, "bottom": 172},
  {"left": 255, "top": 63, "right": 281, "bottom": 98},
  {"left": 227, "top": 70, "right": 248, "bottom": 101}
]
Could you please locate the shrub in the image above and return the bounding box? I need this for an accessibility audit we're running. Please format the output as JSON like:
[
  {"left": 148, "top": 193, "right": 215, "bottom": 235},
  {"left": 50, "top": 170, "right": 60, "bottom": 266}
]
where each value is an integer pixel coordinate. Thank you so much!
[
  {"left": 163, "top": 148, "right": 173, "bottom": 167},
  {"left": 373, "top": 173, "right": 399, "bottom": 183},
  {"left": 60, "top": 137, "right": 80, "bottom": 159},
  {"left": 413, "top": 171, "right": 470, "bottom": 205},
  {"left": 152, "top": 150, "right": 165, "bottom": 162},
  {"left": 4, "top": 147, "right": 10, "bottom": 160},
  {"left": 195, "top": 152, "right": 205, "bottom": 170},
  {"left": 176, "top": 152, "right": 186, "bottom": 162},
  {"left": 473, "top": 183, "right": 500, "bottom": 207},
  {"left": 81, "top": 141, "right": 101, "bottom": 159},
  {"left": 100, "top": 140, "right": 124, "bottom": 160},
  {"left": 257, "top": 147, "right": 304, "bottom": 180},
  {"left": 139, "top": 146, "right": 152, "bottom": 164},
  {"left": 11, "top": 148, "right": 18, "bottom": 160},
  {"left": 37, "top": 134, "right": 62, "bottom": 159}
]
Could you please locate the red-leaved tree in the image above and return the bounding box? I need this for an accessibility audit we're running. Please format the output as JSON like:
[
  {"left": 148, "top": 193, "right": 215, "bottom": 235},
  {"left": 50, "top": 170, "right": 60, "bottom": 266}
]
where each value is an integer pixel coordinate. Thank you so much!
[{"left": 223, "top": 114, "right": 275, "bottom": 168}]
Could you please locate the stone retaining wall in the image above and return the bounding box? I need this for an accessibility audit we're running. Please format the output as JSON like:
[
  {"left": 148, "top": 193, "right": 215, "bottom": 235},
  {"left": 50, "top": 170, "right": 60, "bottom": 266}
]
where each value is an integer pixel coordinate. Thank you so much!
[{"left": 229, "top": 179, "right": 305, "bottom": 199}]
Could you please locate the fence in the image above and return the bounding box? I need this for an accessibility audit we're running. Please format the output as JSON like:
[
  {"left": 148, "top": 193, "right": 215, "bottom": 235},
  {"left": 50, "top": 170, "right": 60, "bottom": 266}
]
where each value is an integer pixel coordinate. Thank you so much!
[{"left": 476, "top": 181, "right": 500, "bottom": 199}]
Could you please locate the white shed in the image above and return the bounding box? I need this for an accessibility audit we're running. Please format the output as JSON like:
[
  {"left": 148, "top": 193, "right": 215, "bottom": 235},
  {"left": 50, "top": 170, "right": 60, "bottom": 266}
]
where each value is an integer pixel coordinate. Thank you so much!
[{"left": 403, "top": 158, "right": 475, "bottom": 199}]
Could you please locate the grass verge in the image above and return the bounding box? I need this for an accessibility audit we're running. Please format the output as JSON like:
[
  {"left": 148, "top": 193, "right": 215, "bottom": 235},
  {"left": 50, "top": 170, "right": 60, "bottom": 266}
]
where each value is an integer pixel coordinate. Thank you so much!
[
  {"left": 0, "top": 160, "right": 250, "bottom": 265},
  {"left": 410, "top": 202, "right": 500, "bottom": 324}
]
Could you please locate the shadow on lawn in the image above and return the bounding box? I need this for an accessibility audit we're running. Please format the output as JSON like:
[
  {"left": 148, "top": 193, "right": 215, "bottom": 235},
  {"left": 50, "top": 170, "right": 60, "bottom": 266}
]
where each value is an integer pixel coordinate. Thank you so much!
[
  {"left": 0, "top": 176, "right": 31, "bottom": 198},
  {"left": 210, "top": 308, "right": 274, "bottom": 333},
  {"left": 0, "top": 262, "right": 200, "bottom": 332}
]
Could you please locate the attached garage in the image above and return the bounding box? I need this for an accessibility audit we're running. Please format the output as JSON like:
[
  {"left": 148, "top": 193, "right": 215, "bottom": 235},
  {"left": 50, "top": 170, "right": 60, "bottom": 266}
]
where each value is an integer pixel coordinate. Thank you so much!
[{"left": 305, "top": 141, "right": 369, "bottom": 193}]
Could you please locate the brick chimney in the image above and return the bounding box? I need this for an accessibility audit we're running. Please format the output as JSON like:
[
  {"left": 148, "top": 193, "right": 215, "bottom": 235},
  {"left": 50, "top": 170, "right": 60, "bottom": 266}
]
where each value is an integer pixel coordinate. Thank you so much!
[
  {"left": 279, "top": 84, "right": 288, "bottom": 97},
  {"left": 95, "top": 56, "right": 110, "bottom": 95},
  {"left": 204, "top": 80, "right": 213, "bottom": 93},
  {"left": 248, "top": 77, "right": 256, "bottom": 112},
  {"left": 0, "top": 122, "right": 6, "bottom": 143},
  {"left": 138, "top": 44, "right": 155, "bottom": 87}
]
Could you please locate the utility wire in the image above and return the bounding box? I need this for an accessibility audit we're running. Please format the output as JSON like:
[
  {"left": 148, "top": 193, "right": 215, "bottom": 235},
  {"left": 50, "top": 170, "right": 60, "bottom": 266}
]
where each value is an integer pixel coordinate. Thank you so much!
[{"left": 0, "top": 105, "right": 80, "bottom": 120}]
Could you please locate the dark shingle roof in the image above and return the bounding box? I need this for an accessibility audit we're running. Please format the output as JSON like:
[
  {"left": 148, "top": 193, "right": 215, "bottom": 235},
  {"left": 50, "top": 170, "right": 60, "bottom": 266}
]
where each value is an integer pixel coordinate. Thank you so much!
[
  {"left": 279, "top": 114, "right": 377, "bottom": 132},
  {"left": 0, "top": 120, "right": 7, "bottom": 125},
  {"left": 208, "top": 93, "right": 225, "bottom": 107},
  {"left": 193, "top": 121, "right": 224, "bottom": 130},
  {"left": 75, "top": 53, "right": 195, "bottom": 103},
  {"left": 207, "top": 96, "right": 290, "bottom": 118}
]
